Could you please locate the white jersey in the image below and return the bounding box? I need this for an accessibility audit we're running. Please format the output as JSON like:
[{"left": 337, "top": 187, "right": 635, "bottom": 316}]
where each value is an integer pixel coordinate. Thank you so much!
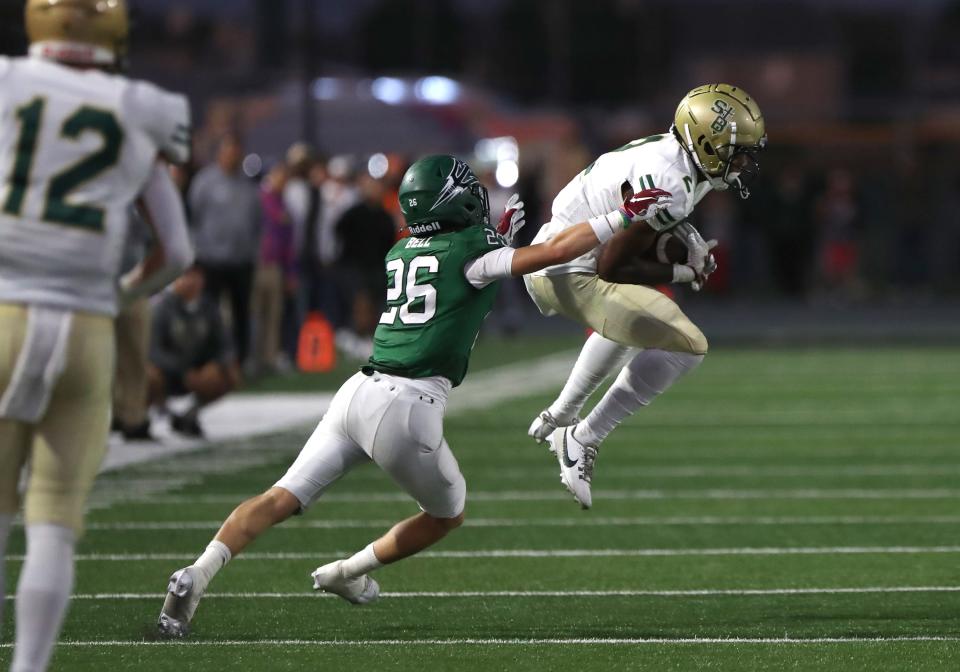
[
  {"left": 531, "top": 133, "right": 713, "bottom": 276},
  {"left": 0, "top": 56, "right": 190, "bottom": 316}
]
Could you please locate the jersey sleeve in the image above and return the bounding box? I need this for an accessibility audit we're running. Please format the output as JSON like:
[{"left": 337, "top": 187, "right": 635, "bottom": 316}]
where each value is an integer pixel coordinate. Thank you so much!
[
  {"left": 124, "top": 81, "right": 192, "bottom": 164},
  {"left": 463, "top": 247, "right": 515, "bottom": 289},
  {"left": 455, "top": 226, "right": 508, "bottom": 288},
  {"left": 628, "top": 163, "right": 692, "bottom": 233}
]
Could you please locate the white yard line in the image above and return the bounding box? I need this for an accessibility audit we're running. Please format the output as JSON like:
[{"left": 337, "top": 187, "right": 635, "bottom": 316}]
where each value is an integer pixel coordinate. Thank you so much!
[
  {"left": 77, "top": 515, "right": 960, "bottom": 531},
  {"left": 5, "top": 586, "right": 959, "bottom": 601},
  {"left": 1, "top": 636, "right": 957, "bottom": 648},
  {"left": 10, "top": 546, "right": 960, "bottom": 562},
  {"left": 131, "top": 488, "right": 960, "bottom": 505},
  {"left": 463, "top": 464, "right": 960, "bottom": 479}
]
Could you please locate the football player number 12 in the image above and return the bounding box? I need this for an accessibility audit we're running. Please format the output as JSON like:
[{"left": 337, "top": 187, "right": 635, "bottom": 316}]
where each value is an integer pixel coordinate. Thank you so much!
[
  {"left": 380, "top": 256, "right": 439, "bottom": 326},
  {"left": 3, "top": 97, "right": 124, "bottom": 231}
]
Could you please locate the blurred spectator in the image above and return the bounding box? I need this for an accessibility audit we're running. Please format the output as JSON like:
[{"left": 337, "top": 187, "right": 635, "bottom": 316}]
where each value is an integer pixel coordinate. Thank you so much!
[
  {"left": 303, "top": 156, "right": 359, "bottom": 327},
  {"left": 283, "top": 142, "right": 317, "bottom": 235},
  {"left": 189, "top": 132, "right": 261, "bottom": 364},
  {"left": 148, "top": 266, "right": 241, "bottom": 438},
  {"left": 283, "top": 143, "right": 320, "bottom": 361},
  {"left": 335, "top": 174, "right": 396, "bottom": 337},
  {"left": 112, "top": 209, "right": 154, "bottom": 441},
  {"left": 815, "top": 169, "right": 862, "bottom": 299},
  {"left": 251, "top": 163, "right": 297, "bottom": 375},
  {"left": 754, "top": 165, "right": 816, "bottom": 297}
]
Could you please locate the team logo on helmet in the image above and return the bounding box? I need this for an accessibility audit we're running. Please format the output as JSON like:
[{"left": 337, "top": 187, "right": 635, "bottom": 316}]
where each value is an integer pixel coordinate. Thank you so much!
[
  {"left": 710, "top": 99, "right": 736, "bottom": 133},
  {"left": 430, "top": 158, "right": 478, "bottom": 212}
]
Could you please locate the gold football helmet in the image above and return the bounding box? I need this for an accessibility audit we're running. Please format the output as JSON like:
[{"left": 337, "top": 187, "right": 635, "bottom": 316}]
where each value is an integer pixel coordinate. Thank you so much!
[
  {"left": 673, "top": 83, "right": 767, "bottom": 198},
  {"left": 25, "top": 0, "right": 128, "bottom": 68}
]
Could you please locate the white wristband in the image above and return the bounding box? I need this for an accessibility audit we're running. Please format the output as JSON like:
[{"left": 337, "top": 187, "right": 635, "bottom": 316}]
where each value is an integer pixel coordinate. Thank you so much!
[
  {"left": 672, "top": 264, "right": 696, "bottom": 283},
  {"left": 588, "top": 210, "right": 627, "bottom": 244}
]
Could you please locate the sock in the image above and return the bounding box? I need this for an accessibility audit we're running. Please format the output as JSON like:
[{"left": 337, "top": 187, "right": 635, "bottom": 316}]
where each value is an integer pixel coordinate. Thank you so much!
[
  {"left": 340, "top": 543, "right": 383, "bottom": 578},
  {"left": 576, "top": 349, "right": 704, "bottom": 447},
  {"left": 548, "top": 333, "right": 635, "bottom": 421},
  {"left": 11, "top": 523, "right": 76, "bottom": 672},
  {"left": 0, "top": 514, "right": 12, "bottom": 629},
  {"left": 192, "top": 540, "right": 232, "bottom": 590}
]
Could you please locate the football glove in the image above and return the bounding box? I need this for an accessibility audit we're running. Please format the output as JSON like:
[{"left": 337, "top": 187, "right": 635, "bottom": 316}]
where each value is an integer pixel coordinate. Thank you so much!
[
  {"left": 674, "top": 221, "right": 718, "bottom": 291},
  {"left": 619, "top": 188, "right": 673, "bottom": 224},
  {"left": 496, "top": 193, "right": 526, "bottom": 246}
]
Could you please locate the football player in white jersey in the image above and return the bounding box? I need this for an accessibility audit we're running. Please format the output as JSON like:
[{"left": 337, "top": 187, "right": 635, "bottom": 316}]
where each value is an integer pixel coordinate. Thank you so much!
[
  {"left": 525, "top": 84, "right": 767, "bottom": 508},
  {"left": 0, "top": 2, "right": 193, "bottom": 670}
]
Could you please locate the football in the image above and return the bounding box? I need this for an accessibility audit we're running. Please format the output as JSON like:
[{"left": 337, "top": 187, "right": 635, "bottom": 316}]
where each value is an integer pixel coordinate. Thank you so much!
[{"left": 644, "top": 230, "right": 688, "bottom": 264}]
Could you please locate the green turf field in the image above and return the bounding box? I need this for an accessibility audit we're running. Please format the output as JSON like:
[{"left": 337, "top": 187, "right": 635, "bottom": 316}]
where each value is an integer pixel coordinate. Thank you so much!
[{"left": 3, "top": 345, "right": 960, "bottom": 670}]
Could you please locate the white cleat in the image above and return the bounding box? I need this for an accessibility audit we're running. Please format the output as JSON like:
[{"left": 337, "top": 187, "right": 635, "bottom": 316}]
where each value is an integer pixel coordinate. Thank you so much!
[
  {"left": 158, "top": 567, "right": 205, "bottom": 638},
  {"left": 528, "top": 409, "right": 579, "bottom": 452},
  {"left": 311, "top": 560, "right": 380, "bottom": 605},
  {"left": 548, "top": 425, "right": 597, "bottom": 509}
]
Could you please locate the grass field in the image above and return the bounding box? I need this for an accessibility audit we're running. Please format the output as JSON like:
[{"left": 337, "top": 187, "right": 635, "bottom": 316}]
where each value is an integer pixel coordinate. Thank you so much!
[{"left": 3, "top": 344, "right": 960, "bottom": 670}]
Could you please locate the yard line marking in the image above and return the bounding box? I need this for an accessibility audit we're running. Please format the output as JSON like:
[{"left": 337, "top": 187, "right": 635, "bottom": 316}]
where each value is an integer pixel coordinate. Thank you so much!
[
  {"left": 7, "top": 586, "right": 960, "bottom": 601},
  {"left": 2, "top": 636, "right": 959, "bottom": 648},
  {"left": 132, "top": 488, "right": 960, "bottom": 504},
  {"left": 77, "top": 515, "right": 960, "bottom": 531},
  {"left": 471, "top": 464, "right": 960, "bottom": 479},
  {"left": 11, "top": 546, "right": 960, "bottom": 562}
]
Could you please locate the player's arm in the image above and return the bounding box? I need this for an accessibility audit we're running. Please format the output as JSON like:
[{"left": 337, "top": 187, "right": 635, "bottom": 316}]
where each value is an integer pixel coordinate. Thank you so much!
[
  {"left": 119, "top": 161, "right": 194, "bottom": 306},
  {"left": 464, "top": 188, "right": 671, "bottom": 288}
]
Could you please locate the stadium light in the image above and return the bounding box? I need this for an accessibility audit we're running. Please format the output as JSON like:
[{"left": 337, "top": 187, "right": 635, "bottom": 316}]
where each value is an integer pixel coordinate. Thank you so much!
[
  {"left": 495, "top": 160, "right": 519, "bottom": 188},
  {"left": 312, "top": 77, "right": 340, "bottom": 101},
  {"left": 368, "top": 153, "right": 389, "bottom": 179},
  {"left": 415, "top": 76, "right": 460, "bottom": 105},
  {"left": 372, "top": 77, "right": 408, "bottom": 105}
]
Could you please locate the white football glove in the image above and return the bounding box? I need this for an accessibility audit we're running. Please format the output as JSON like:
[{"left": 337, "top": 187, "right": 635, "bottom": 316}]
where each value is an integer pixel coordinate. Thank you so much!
[
  {"left": 674, "top": 222, "right": 718, "bottom": 291},
  {"left": 496, "top": 193, "right": 526, "bottom": 246}
]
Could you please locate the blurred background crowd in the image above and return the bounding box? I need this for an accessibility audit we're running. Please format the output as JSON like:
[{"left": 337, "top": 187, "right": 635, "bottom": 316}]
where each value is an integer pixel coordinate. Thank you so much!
[{"left": 2, "top": 0, "right": 959, "bottom": 434}]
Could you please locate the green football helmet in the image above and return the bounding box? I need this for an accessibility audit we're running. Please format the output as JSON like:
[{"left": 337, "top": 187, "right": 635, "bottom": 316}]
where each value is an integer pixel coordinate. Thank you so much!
[
  {"left": 399, "top": 155, "right": 490, "bottom": 237},
  {"left": 672, "top": 83, "right": 767, "bottom": 199}
]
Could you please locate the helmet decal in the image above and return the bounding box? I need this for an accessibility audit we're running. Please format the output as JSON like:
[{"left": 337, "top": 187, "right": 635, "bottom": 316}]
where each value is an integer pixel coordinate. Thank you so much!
[
  {"left": 709, "top": 99, "right": 736, "bottom": 134},
  {"left": 430, "top": 158, "right": 478, "bottom": 212}
]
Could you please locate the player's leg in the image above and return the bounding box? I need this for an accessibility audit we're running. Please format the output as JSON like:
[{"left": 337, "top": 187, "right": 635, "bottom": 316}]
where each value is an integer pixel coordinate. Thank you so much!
[
  {"left": 531, "top": 275, "right": 707, "bottom": 507},
  {"left": 171, "top": 362, "right": 240, "bottom": 437},
  {"left": 312, "top": 375, "right": 465, "bottom": 600},
  {"left": 529, "top": 332, "right": 635, "bottom": 444},
  {"left": 0, "top": 421, "right": 30, "bottom": 631},
  {"left": 14, "top": 311, "right": 112, "bottom": 672},
  {"left": 576, "top": 348, "right": 703, "bottom": 449},
  {"left": 158, "top": 373, "right": 370, "bottom": 636},
  {"left": 112, "top": 298, "right": 152, "bottom": 438}
]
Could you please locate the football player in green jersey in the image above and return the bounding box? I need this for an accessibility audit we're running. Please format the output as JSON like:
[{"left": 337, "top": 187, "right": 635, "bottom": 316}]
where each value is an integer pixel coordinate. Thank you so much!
[{"left": 157, "top": 154, "right": 672, "bottom": 637}]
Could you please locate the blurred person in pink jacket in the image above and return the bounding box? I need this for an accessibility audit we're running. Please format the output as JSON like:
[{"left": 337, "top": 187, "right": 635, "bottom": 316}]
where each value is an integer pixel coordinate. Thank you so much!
[{"left": 251, "top": 163, "right": 298, "bottom": 375}]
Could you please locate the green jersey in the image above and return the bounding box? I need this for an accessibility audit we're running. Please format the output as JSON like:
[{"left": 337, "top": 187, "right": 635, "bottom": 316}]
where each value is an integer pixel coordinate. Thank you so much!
[{"left": 365, "top": 225, "right": 502, "bottom": 387}]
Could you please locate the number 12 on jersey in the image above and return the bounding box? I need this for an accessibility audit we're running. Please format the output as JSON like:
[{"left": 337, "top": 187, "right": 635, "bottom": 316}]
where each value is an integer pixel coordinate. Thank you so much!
[
  {"left": 3, "top": 97, "right": 124, "bottom": 231},
  {"left": 380, "top": 256, "right": 438, "bottom": 326}
]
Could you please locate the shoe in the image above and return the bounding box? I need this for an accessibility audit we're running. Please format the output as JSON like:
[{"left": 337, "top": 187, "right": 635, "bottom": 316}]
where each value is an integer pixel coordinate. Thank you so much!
[
  {"left": 311, "top": 560, "right": 380, "bottom": 605},
  {"left": 158, "top": 567, "right": 205, "bottom": 638},
  {"left": 120, "top": 420, "right": 154, "bottom": 442},
  {"left": 528, "top": 409, "right": 579, "bottom": 451},
  {"left": 171, "top": 413, "right": 204, "bottom": 438},
  {"left": 548, "top": 425, "right": 597, "bottom": 509}
]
